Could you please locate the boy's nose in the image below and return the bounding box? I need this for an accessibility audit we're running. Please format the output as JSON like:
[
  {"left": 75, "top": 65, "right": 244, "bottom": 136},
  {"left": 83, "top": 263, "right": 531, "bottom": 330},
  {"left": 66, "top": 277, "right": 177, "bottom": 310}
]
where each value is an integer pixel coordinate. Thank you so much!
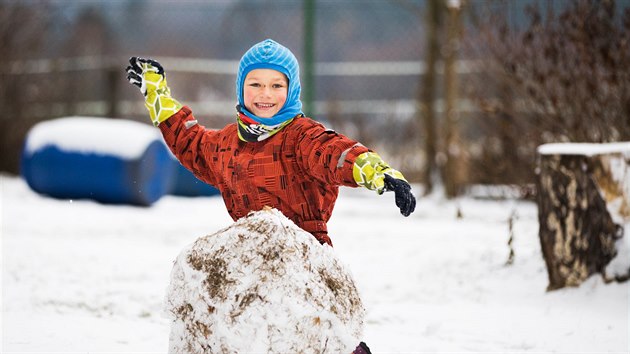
[{"left": 260, "top": 87, "right": 273, "bottom": 97}]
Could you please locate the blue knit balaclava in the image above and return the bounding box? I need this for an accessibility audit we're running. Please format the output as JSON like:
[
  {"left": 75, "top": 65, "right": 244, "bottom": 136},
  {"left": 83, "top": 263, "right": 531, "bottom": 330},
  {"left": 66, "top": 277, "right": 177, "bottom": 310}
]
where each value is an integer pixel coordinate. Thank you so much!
[{"left": 236, "top": 39, "right": 303, "bottom": 126}]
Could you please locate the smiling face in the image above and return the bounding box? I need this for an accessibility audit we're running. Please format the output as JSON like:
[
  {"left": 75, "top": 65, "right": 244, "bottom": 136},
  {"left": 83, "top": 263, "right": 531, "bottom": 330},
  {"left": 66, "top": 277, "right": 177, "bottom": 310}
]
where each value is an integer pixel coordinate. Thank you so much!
[{"left": 243, "top": 69, "right": 288, "bottom": 119}]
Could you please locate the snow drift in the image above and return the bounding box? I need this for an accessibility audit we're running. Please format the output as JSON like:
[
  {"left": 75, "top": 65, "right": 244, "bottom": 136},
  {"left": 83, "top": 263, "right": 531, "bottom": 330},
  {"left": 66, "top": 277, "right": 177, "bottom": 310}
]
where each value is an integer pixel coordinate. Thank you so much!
[{"left": 165, "top": 207, "right": 365, "bottom": 354}]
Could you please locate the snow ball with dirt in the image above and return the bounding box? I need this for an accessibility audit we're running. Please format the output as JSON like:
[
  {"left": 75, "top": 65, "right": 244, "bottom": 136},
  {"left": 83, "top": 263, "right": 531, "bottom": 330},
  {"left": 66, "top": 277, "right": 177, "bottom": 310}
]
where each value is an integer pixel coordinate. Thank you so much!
[{"left": 165, "top": 207, "right": 365, "bottom": 353}]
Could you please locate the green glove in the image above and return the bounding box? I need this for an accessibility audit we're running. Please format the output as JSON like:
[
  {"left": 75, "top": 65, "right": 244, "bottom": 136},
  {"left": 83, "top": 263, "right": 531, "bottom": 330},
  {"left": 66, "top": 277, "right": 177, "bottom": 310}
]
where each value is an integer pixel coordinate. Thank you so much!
[
  {"left": 353, "top": 152, "right": 416, "bottom": 216},
  {"left": 126, "top": 57, "right": 182, "bottom": 126}
]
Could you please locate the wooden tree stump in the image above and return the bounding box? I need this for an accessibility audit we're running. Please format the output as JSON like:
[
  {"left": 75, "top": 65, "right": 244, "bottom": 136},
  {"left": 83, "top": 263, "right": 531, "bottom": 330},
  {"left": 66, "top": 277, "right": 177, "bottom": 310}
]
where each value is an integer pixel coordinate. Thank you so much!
[{"left": 537, "top": 143, "right": 630, "bottom": 291}]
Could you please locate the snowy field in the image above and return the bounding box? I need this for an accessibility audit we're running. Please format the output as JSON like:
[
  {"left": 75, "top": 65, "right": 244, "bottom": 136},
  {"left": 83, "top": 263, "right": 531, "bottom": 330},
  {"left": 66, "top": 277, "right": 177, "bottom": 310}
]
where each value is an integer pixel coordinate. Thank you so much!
[{"left": 2, "top": 174, "right": 628, "bottom": 353}]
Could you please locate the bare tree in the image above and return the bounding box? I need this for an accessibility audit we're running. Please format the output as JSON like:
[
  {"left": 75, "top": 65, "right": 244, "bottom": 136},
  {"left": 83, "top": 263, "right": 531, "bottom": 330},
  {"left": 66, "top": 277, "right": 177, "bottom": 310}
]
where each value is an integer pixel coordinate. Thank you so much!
[
  {"left": 421, "top": 0, "right": 443, "bottom": 195},
  {"left": 394, "top": 0, "right": 444, "bottom": 194},
  {"left": 465, "top": 0, "right": 630, "bottom": 186},
  {"left": 0, "top": 2, "right": 52, "bottom": 174},
  {"left": 443, "top": 0, "right": 464, "bottom": 198},
  {"left": 59, "top": 6, "right": 115, "bottom": 117},
  {"left": 501, "top": 0, "right": 630, "bottom": 142}
]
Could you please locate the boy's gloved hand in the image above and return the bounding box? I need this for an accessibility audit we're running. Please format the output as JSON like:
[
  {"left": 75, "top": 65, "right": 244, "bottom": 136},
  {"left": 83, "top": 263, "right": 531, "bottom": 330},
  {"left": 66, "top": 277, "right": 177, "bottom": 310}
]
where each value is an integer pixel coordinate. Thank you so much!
[
  {"left": 384, "top": 174, "right": 416, "bottom": 217},
  {"left": 125, "top": 57, "right": 182, "bottom": 126},
  {"left": 353, "top": 151, "right": 416, "bottom": 216},
  {"left": 126, "top": 57, "right": 164, "bottom": 95}
]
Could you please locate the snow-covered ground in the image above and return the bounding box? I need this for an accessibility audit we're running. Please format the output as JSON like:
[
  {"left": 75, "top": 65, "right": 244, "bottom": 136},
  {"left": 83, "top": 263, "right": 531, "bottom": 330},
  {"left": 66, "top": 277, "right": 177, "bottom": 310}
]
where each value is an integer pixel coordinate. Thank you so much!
[{"left": 2, "top": 174, "right": 628, "bottom": 353}]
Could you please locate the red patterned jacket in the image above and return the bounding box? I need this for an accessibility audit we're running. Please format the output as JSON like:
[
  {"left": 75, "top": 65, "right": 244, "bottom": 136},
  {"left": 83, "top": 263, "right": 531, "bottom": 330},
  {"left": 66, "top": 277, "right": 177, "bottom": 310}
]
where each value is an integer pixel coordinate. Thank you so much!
[{"left": 159, "top": 106, "right": 369, "bottom": 246}]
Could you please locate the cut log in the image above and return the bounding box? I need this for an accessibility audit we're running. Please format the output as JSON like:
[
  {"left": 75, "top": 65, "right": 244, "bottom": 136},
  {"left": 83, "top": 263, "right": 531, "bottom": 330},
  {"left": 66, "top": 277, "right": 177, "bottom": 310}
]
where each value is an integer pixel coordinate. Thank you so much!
[
  {"left": 165, "top": 208, "right": 365, "bottom": 354},
  {"left": 537, "top": 143, "right": 630, "bottom": 290}
]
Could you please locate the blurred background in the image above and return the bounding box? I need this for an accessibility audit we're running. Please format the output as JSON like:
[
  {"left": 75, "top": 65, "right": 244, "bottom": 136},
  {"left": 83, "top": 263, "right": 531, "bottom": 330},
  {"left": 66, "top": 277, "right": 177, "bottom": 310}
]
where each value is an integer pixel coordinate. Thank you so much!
[{"left": 2, "top": 0, "right": 629, "bottom": 198}]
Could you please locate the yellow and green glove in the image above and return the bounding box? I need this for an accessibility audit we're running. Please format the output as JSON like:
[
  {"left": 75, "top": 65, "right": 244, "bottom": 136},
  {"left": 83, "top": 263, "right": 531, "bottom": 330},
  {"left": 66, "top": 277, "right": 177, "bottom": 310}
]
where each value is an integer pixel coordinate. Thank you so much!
[
  {"left": 353, "top": 151, "right": 416, "bottom": 216},
  {"left": 126, "top": 57, "right": 182, "bottom": 126}
]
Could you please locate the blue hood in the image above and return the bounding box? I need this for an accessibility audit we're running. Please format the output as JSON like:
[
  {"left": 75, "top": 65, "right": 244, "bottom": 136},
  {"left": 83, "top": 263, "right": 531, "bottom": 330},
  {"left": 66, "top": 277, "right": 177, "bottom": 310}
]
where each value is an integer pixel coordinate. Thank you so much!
[{"left": 236, "top": 39, "right": 303, "bottom": 126}]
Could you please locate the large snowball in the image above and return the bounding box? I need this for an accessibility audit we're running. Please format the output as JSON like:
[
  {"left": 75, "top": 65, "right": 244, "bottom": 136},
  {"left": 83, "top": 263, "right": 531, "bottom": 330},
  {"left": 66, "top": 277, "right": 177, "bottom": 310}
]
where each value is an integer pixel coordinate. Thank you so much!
[{"left": 165, "top": 208, "right": 365, "bottom": 353}]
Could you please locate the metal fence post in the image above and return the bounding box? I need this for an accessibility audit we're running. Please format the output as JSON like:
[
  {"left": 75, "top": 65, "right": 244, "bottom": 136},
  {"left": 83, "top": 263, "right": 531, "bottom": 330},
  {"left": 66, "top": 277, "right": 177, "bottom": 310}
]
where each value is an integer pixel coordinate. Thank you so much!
[{"left": 303, "top": 0, "right": 315, "bottom": 118}]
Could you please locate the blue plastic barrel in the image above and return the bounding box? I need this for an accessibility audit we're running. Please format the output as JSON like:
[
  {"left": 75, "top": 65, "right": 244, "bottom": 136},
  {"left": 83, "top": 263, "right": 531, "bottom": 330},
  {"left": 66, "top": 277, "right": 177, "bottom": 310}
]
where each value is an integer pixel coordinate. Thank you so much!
[
  {"left": 21, "top": 117, "right": 174, "bottom": 206},
  {"left": 169, "top": 161, "right": 220, "bottom": 197}
]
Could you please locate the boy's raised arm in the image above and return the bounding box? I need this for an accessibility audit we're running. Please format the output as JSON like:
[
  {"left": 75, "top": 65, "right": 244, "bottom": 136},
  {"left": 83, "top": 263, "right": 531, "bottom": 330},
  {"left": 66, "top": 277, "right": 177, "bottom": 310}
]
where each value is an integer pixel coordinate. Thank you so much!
[{"left": 126, "top": 57, "right": 218, "bottom": 187}]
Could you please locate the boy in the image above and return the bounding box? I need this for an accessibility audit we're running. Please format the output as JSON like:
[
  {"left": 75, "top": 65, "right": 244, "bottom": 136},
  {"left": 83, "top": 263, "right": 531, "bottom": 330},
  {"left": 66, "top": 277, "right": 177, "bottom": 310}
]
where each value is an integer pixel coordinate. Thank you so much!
[
  {"left": 127, "top": 39, "right": 415, "bottom": 353},
  {"left": 126, "top": 39, "right": 415, "bottom": 247}
]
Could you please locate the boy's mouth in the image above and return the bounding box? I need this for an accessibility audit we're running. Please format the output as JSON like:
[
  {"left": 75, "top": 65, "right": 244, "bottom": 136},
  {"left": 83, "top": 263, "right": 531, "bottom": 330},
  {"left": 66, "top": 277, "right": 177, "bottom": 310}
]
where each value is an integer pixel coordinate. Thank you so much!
[{"left": 255, "top": 103, "right": 276, "bottom": 110}]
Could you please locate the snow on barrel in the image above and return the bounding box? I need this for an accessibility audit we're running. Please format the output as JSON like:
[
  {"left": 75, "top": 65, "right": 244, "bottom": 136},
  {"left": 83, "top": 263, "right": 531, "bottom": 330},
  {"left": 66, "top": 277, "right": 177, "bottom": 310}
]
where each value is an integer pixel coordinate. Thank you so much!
[
  {"left": 165, "top": 207, "right": 365, "bottom": 354},
  {"left": 21, "top": 117, "right": 174, "bottom": 206}
]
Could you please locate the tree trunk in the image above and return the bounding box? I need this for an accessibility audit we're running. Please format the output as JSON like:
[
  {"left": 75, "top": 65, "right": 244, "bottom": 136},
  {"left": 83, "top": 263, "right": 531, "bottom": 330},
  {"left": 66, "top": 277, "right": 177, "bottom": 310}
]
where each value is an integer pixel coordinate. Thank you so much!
[
  {"left": 443, "top": 1, "right": 463, "bottom": 198},
  {"left": 106, "top": 67, "right": 119, "bottom": 118},
  {"left": 419, "top": 0, "right": 441, "bottom": 195},
  {"left": 537, "top": 144, "right": 630, "bottom": 290}
]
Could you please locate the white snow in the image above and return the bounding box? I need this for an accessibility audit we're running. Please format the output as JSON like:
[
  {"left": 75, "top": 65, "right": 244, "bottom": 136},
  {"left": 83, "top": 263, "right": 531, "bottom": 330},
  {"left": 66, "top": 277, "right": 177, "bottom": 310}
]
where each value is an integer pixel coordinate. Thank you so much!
[
  {"left": 537, "top": 142, "right": 630, "bottom": 156},
  {"left": 23, "top": 117, "right": 161, "bottom": 159},
  {"left": 607, "top": 151, "right": 630, "bottom": 278},
  {"left": 2, "top": 174, "right": 629, "bottom": 353}
]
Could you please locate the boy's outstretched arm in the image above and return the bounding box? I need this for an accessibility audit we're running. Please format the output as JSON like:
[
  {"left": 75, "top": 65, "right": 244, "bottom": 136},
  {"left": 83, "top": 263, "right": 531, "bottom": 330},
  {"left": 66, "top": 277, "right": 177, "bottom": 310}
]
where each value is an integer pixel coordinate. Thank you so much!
[
  {"left": 353, "top": 152, "right": 416, "bottom": 216},
  {"left": 126, "top": 57, "right": 182, "bottom": 126},
  {"left": 126, "top": 57, "right": 220, "bottom": 188}
]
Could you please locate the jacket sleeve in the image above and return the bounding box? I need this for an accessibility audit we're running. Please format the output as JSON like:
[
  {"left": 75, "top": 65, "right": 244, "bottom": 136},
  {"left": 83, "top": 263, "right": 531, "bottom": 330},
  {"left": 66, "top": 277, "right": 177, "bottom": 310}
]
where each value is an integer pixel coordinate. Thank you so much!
[
  {"left": 158, "top": 106, "right": 221, "bottom": 187},
  {"left": 294, "top": 120, "right": 370, "bottom": 187}
]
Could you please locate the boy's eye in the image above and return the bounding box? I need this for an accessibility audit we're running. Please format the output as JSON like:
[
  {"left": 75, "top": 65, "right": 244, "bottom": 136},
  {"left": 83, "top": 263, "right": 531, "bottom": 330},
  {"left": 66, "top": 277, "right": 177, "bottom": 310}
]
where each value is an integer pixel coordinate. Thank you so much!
[
  {"left": 272, "top": 83, "right": 285, "bottom": 89},
  {"left": 249, "top": 83, "right": 261, "bottom": 87}
]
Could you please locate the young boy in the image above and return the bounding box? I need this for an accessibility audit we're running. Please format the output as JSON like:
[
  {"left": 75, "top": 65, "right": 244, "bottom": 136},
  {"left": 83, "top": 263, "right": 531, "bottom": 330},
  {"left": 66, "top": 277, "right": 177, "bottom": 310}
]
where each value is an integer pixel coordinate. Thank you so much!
[
  {"left": 127, "top": 39, "right": 415, "bottom": 353},
  {"left": 126, "top": 38, "right": 415, "bottom": 247}
]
